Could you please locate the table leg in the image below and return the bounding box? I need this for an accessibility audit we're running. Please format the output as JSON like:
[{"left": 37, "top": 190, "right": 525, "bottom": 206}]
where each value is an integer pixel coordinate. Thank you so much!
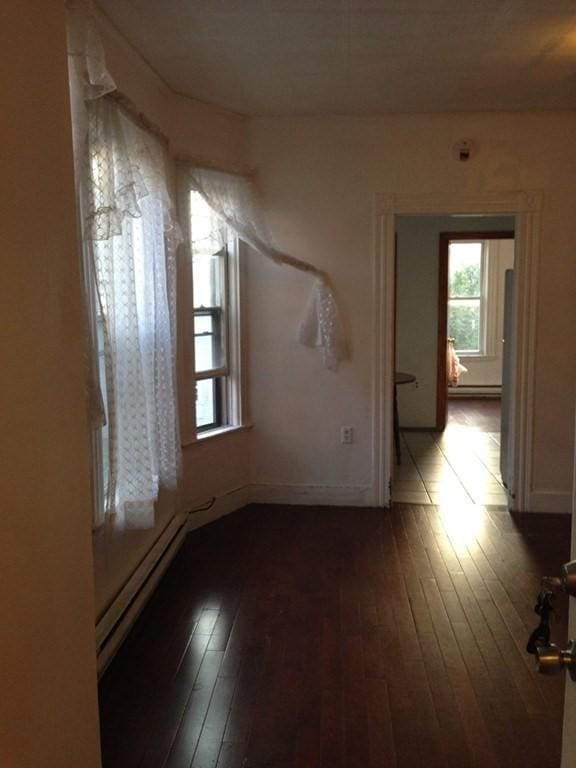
[{"left": 394, "top": 384, "right": 401, "bottom": 464}]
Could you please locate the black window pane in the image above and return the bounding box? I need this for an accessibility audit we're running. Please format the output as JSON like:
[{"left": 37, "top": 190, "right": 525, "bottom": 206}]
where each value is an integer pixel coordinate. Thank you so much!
[{"left": 194, "top": 310, "right": 224, "bottom": 373}]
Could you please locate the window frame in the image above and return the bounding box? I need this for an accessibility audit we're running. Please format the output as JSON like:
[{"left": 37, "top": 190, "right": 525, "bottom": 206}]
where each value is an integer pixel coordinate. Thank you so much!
[
  {"left": 447, "top": 239, "right": 487, "bottom": 357},
  {"left": 177, "top": 179, "right": 247, "bottom": 444},
  {"left": 193, "top": 251, "right": 229, "bottom": 433}
]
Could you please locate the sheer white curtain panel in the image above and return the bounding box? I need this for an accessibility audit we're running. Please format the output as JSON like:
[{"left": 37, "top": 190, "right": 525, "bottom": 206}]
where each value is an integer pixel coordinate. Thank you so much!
[
  {"left": 86, "top": 98, "right": 180, "bottom": 529},
  {"left": 66, "top": 0, "right": 116, "bottom": 102},
  {"left": 67, "top": 0, "right": 181, "bottom": 529},
  {"left": 187, "top": 167, "right": 347, "bottom": 371},
  {"left": 67, "top": 0, "right": 116, "bottom": 437}
]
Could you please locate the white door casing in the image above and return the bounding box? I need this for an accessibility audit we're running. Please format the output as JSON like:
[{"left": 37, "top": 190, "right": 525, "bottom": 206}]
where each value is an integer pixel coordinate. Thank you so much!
[{"left": 372, "top": 190, "right": 542, "bottom": 510}]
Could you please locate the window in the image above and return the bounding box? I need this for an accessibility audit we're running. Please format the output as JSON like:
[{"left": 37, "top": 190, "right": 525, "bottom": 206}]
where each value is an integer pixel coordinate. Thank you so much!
[
  {"left": 447, "top": 241, "right": 485, "bottom": 355},
  {"left": 189, "top": 191, "right": 243, "bottom": 435}
]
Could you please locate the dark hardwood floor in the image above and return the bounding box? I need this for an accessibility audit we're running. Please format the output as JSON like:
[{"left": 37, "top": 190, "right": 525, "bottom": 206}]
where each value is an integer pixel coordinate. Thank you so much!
[
  {"left": 99, "top": 503, "right": 571, "bottom": 768},
  {"left": 447, "top": 398, "right": 501, "bottom": 433}
]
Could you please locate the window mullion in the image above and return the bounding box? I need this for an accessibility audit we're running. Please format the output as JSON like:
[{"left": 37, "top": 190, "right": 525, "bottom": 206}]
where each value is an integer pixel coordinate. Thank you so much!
[{"left": 195, "top": 367, "right": 229, "bottom": 381}]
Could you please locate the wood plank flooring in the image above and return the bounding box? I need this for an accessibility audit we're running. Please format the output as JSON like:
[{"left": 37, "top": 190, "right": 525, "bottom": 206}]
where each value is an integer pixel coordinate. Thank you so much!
[
  {"left": 447, "top": 399, "right": 501, "bottom": 433},
  {"left": 394, "top": 399, "right": 506, "bottom": 506},
  {"left": 393, "top": 429, "right": 506, "bottom": 506},
  {"left": 99, "top": 503, "right": 571, "bottom": 768}
]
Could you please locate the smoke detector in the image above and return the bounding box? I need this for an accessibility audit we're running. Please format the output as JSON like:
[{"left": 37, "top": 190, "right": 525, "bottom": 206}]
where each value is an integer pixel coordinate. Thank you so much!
[{"left": 453, "top": 139, "right": 475, "bottom": 162}]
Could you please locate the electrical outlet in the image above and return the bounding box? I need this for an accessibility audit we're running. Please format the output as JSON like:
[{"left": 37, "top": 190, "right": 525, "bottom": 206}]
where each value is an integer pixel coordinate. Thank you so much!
[{"left": 341, "top": 426, "right": 353, "bottom": 444}]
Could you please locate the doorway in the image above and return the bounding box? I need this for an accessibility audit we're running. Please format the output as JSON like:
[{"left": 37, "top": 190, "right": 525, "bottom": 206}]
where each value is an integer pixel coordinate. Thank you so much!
[
  {"left": 436, "top": 230, "right": 515, "bottom": 431},
  {"left": 392, "top": 217, "right": 515, "bottom": 505},
  {"left": 372, "top": 190, "right": 542, "bottom": 510}
]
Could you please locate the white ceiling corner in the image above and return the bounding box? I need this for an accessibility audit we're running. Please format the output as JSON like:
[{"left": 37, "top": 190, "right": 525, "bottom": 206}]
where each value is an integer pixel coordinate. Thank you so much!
[{"left": 96, "top": 0, "right": 576, "bottom": 115}]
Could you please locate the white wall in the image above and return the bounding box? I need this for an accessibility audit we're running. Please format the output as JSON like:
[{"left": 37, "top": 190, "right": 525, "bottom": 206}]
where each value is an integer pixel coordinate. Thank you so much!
[
  {"left": 395, "top": 216, "right": 514, "bottom": 428},
  {"left": 247, "top": 113, "right": 576, "bottom": 512},
  {"left": 0, "top": 3, "right": 101, "bottom": 766}
]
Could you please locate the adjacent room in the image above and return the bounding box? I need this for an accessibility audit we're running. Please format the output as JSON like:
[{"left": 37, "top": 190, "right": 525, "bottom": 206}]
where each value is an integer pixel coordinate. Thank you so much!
[
  {"left": 394, "top": 215, "right": 515, "bottom": 506},
  {"left": 3, "top": 2, "right": 576, "bottom": 768}
]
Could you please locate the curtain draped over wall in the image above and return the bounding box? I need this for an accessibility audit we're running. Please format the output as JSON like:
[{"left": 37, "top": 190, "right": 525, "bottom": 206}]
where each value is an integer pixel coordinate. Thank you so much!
[
  {"left": 186, "top": 168, "right": 348, "bottom": 371},
  {"left": 67, "top": 0, "right": 348, "bottom": 523},
  {"left": 67, "top": 0, "right": 181, "bottom": 529}
]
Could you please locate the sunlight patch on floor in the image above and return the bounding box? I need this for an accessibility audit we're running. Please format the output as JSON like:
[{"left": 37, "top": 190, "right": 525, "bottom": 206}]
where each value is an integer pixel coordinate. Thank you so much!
[
  {"left": 392, "top": 425, "right": 508, "bottom": 507},
  {"left": 438, "top": 502, "right": 486, "bottom": 546}
]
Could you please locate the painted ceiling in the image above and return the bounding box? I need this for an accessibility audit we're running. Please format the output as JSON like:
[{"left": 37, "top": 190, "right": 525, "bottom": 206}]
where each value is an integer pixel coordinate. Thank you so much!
[{"left": 97, "top": 0, "right": 576, "bottom": 115}]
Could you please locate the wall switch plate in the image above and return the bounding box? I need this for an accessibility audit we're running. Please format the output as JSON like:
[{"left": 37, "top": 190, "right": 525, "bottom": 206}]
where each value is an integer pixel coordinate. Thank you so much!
[{"left": 341, "top": 426, "right": 353, "bottom": 444}]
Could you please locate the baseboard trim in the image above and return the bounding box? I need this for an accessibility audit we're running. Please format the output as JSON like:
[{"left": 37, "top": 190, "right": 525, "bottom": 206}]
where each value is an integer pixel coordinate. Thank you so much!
[
  {"left": 449, "top": 387, "right": 502, "bottom": 398},
  {"left": 185, "top": 485, "right": 253, "bottom": 533},
  {"left": 526, "top": 490, "right": 572, "bottom": 514},
  {"left": 250, "top": 483, "right": 373, "bottom": 507},
  {"left": 96, "top": 486, "right": 251, "bottom": 676},
  {"left": 96, "top": 512, "right": 188, "bottom": 676}
]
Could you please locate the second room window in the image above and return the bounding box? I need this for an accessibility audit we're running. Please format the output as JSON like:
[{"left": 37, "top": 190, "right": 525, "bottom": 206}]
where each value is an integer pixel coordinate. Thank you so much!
[
  {"left": 190, "top": 190, "right": 240, "bottom": 433},
  {"left": 447, "top": 240, "right": 485, "bottom": 355}
]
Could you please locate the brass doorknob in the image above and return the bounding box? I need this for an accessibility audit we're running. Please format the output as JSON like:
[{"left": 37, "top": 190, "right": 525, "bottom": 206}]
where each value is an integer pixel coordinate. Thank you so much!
[{"left": 536, "top": 641, "right": 576, "bottom": 680}]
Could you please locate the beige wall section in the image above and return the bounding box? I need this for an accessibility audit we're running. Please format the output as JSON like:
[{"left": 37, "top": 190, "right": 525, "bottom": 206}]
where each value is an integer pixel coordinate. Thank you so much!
[
  {"left": 171, "top": 93, "right": 248, "bottom": 169},
  {"left": 182, "top": 431, "right": 252, "bottom": 512},
  {"left": 248, "top": 113, "right": 576, "bottom": 508},
  {"left": 0, "top": 3, "right": 101, "bottom": 767},
  {"left": 396, "top": 216, "right": 514, "bottom": 428}
]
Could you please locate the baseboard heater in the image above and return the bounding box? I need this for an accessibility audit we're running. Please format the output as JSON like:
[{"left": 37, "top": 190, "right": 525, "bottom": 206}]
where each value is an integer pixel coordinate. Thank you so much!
[
  {"left": 95, "top": 512, "right": 188, "bottom": 676},
  {"left": 449, "top": 385, "right": 502, "bottom": 398}
]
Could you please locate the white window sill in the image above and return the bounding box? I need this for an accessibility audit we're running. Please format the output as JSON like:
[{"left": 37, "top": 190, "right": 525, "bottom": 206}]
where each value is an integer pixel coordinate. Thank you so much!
[
  {"left": 182, "top": 423, "right": 253, "bottom": 448},
  {"left": 459, "top": 353, "right": 497, "bottom": 362}
]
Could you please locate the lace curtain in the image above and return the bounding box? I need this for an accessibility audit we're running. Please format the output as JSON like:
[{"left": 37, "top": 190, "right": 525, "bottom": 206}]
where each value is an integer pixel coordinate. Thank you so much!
[
  {"left": 66, "top": 0, "right": 116, "bottom": 102},
  {"left": 187, "top": 167, "right": 347, "bottom": 371},
  {"left": 68, "top": 0, "right": 181, "bottom": 528},
  {"left": 86, "top": 99, "right": 180, "bottom": 529}
]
